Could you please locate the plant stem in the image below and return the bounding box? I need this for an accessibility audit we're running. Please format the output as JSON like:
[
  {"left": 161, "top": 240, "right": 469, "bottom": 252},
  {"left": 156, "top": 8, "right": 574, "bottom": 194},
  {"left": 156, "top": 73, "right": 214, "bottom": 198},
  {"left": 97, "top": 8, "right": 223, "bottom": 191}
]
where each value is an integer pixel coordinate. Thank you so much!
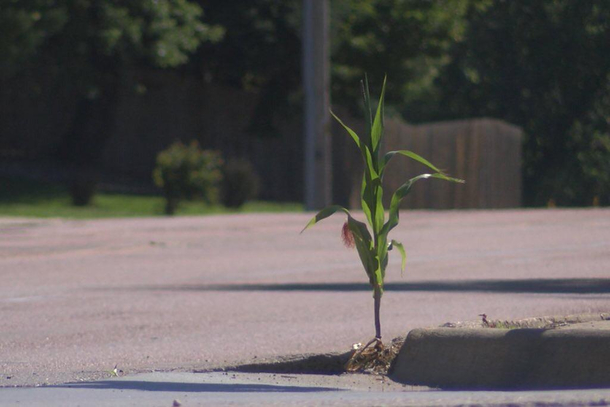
[{"left": 374, "top": 286, "right": 382, "bottom": 339}]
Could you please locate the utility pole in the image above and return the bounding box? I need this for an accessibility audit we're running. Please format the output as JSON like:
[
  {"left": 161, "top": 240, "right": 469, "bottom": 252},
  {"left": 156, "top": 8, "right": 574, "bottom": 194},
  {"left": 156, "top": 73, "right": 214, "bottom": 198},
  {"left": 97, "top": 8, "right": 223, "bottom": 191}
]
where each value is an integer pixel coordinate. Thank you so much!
[{"left": 303, "top": 0, "right": 332, "bottom": 210}]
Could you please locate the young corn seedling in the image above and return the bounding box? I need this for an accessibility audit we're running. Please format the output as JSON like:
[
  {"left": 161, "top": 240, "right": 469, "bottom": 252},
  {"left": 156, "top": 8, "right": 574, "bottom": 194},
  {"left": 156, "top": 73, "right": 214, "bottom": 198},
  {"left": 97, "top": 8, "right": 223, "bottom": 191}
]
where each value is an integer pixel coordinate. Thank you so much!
[{"left": 302, "top": 76, "right": 464, "bottom": 357}]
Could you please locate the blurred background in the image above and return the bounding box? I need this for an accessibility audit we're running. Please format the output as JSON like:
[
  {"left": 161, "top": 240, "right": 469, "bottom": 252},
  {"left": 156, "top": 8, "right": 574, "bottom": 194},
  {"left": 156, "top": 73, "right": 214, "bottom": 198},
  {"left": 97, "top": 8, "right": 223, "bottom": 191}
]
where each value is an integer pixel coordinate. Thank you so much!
[{"left": 1, "top": 0, "right": 609, "bottom": 218}]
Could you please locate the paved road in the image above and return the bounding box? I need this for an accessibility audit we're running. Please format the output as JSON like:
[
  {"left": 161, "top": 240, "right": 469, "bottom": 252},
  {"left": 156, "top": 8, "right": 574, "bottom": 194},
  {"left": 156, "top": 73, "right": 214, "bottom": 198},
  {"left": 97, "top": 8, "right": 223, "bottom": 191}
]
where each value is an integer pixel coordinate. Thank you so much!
[
  {"left": 1, "top": 209, "right": 609, "bottom": 388},
  {"left": 2, "top": 372, "right": 610, "bottom": 406}
]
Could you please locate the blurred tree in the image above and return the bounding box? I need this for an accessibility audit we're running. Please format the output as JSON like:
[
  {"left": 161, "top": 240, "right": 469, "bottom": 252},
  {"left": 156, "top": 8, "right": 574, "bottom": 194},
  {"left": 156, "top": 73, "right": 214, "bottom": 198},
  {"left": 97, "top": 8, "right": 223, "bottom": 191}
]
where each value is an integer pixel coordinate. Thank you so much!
[
  {"left": 571, "top": 77, "right": 610, "bottom": 206},
  {"left": 195, "top": 0, "right": 302, "bottom": 140},
  {"left": 0, "top": 1, "right": 66, "bottom": 79},
  {"left": 5, "top": 0, "right": 608, "bottom": 206},
  {"left": 331, "top": 0, "right": 470, "bottom": 114},
  {"left": 195, "top": 0, "right": 470, "bottom": 134},
  {"left": 0, "top": 0, "right": 223, "bottom": 202},
  {"left": 427, "top": 0, "right": 610, "bottom": 206}
]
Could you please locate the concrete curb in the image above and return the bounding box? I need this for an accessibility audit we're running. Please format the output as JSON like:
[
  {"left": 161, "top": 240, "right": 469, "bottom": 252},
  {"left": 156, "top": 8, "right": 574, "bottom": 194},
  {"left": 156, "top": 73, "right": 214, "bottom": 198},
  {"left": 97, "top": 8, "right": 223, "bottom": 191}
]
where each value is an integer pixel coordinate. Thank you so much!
[
  {"left": 445, "top": 312, "right": 610, "bottom": 329},
  {"left": 390, "top": 326, "right": 610, "bottom": 389}
]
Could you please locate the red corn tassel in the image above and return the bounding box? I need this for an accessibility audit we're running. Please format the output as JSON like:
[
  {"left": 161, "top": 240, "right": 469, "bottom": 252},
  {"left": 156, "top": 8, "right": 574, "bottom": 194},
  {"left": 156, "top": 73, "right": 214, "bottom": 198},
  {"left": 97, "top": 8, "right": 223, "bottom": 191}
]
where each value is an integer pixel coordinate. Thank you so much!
[{"left": 341, "top": 221, "right": 355, "bottom": 248}]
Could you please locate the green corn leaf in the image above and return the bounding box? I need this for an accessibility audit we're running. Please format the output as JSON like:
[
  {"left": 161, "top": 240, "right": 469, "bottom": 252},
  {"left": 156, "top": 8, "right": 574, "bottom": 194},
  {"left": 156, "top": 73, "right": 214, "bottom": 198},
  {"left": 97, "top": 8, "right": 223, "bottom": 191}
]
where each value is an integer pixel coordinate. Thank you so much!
[
  {"left": 361, "top": 174, "right": 383, "bottom": 234},
  {"left": 362, "top": 74, "right": 373, "bottom": 142},
  {"left": 380, "top": 251, "right": 388, "bottom": 280},
  {"left": 331, "top": 109, "right": 378, "bottom": 181},
  {"left": 360, "top": 172, "right": 373, "bottom": 228},
  {"left": 301, "top": 204, "right": 377, "bottom": 289},
  {"left": 373, "top": 231, "right": 389, "bottom": 293},
  {"left": 363, "top": 147, "right": 378, "bottom": 179},
  {"left": 373, "top": 265, "right": 384, "bottom": 294},
  {"left": 301, "top": 205, "right": 351, "bottom": 233},
  {"left": 347, "top": 214, "right": 377, "bottom": 287},
  {"left": 391, "top": 240, "right": 407, "bottom": 275},
  {"left": 381, "top": 150, "right": 466, "bottom": 183},
  {"left": 301, "top": 204, "right": 372, "bottom": 242},
  {"left": 352, "top": 230, "right": 376, "bottom": 284},
  {"left": 328, "top": 105, "right": 378, "bottom": 232},
  {"left": 371, "top": 75, "right": 387, "bottom": 156},
  {"left": 377, "top": 233, "right": 389, "bottom": 278},
  {"left": 438, "top": 175, "right": 465, "bottom": 184},
  {"left": 330, "top": 110, "right": 362, "bottom": 151},
  {"left": 361, "top": 194, "right": 374, "bottom": 232},
  {"left": 382, "top": 173, "right": 453, "bottom": 236},
  {"left": 374, "top": 182, "right": 385, "bottom": 235},
  {"left": 383, "top": 150, "right": 442, "bottom": 173},
  {"left": 347, "top": 212, "right": 373, "bottom": 243},
  {"left": 386, "top": 173, "right": 435, "bottom": 232}
]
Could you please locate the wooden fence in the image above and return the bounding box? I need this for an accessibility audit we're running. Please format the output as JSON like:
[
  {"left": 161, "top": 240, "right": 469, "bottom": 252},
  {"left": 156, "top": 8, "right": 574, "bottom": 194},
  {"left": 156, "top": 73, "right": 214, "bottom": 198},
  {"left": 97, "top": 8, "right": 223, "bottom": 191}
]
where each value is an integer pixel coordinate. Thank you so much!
[
  {"left": 1, "top": 68, "right": 522, "bottom": 208},
  {"left": 334, "top": 114, "right": 523, "bottom": 209}
]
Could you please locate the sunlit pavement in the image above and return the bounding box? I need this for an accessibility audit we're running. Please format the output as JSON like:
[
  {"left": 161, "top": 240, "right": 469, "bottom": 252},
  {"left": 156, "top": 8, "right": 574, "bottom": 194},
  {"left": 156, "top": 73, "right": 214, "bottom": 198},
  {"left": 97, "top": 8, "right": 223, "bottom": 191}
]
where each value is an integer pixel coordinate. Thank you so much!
[
  {"left": 2, "top": 372, "right": 610, "bottom": 406},
  {"left": 1, "top": 209, "right": 609, "bottom": 399}
]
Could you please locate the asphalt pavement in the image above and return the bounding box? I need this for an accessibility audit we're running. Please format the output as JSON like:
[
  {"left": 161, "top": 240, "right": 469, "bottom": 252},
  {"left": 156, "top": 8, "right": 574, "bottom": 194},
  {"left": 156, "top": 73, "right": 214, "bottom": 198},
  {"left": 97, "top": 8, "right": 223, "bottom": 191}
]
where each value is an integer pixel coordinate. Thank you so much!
[
  {"left": 1, "top": 209, "right": 609, "bottom": 403},
  {"left": 2, "top": 372, "right": 610, "bottom": 406}
]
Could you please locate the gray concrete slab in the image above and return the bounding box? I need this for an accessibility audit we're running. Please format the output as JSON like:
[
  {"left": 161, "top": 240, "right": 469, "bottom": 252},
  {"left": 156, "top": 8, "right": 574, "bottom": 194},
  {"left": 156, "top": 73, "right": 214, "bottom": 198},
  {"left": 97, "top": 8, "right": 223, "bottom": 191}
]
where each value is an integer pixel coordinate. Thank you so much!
[
  {"left": 391, "top": 322, "right": 610, "bottom": 389},
  {"left": 1, "top": 209, "right": 610, "bottom": 389},
  {"left": 2, "top": 372, "right": 610, "bottom": 406}
]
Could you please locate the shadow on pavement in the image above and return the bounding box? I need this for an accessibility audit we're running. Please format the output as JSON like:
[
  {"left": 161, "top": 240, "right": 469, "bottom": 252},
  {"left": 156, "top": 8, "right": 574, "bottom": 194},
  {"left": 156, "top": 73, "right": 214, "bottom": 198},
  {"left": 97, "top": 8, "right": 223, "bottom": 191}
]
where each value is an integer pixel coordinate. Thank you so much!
[
  {"left": 115, "top": 278, "right": 610, "bottom": 294},
  {"left": 58, "top": 380, "right": 341, "bottom": 393}
]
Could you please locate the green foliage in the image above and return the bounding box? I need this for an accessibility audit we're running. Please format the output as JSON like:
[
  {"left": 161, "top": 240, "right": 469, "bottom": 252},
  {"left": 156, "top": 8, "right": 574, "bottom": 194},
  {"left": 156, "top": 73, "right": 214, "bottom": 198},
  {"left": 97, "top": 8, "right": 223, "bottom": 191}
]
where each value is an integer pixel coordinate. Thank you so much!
[
  {"left": 197, "top": 0, "right": 469, "bottom": 135},
  {"left": 0, "top": 0, "right": 223, "bottom": 80},
  {"left": 331, "top": 0, "right": 470, "bottom": 112},
  {"left": 153, "top": 141, "right": 223, "bottom": 215},
  {"left": 199, "top": 0, "right": 609, "bottom": 207},
  {"left": 571, "top": 78, "right": 610, "bottom": 206},
  {"left": 0, "top": 0, "right": 224, "bottom": 190},
  {"left": 425, "top": 0, "right": 610, "bottom": 206},
  {"left": 5, "top": 0, "right": 608, "bottom": 207},
  {"left": 221, "top": 158, "right": 260, "bottom": 208},
  {"left": 302, "top": 77, "right": 463, "bottom": 338},
  {"left": 195, "top": 0, "right": 302, "bottom": 138},
  {"left": 0, "top": 1, "right": 67, "bottom": 78}
]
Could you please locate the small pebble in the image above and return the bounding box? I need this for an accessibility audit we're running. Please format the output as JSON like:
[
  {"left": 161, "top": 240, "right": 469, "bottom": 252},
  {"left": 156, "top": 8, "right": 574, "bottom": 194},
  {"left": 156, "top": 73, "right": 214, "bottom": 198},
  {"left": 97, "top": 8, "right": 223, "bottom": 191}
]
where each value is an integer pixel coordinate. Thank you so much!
[{"left": 173, "top": 399, "right": 182, "bottom": 407}]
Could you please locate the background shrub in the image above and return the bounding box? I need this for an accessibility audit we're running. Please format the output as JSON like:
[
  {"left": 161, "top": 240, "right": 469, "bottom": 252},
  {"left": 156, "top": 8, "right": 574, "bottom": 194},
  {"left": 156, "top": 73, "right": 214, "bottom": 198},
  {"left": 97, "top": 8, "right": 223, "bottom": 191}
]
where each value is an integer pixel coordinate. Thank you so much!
[
  {"left": 153, "top": 141, "right": 223, "bottom": 215},
  {"left": 69, "top": 170, "right": 98, "bottom": 207},
  {"left": 221, "top": 158, "right": 260, "bottom": 208},
  {"left": 70, "top": 177, "right": 97, "bottom": 207}
]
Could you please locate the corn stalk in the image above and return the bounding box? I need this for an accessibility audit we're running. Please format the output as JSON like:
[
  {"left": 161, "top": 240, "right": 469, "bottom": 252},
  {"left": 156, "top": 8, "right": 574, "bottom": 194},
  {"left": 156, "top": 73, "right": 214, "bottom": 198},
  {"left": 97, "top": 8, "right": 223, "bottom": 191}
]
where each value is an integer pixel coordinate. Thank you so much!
[{"left": 302, "top": 76, "right": 464, "bottom": 340}]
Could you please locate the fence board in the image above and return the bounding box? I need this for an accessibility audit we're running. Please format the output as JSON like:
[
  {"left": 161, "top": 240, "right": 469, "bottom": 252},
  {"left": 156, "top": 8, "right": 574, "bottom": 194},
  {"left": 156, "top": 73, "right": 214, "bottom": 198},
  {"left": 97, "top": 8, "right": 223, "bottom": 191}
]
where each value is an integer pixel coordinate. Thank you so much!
[{"left": 350, "top": 117, "right": 523, "bottom": 209}]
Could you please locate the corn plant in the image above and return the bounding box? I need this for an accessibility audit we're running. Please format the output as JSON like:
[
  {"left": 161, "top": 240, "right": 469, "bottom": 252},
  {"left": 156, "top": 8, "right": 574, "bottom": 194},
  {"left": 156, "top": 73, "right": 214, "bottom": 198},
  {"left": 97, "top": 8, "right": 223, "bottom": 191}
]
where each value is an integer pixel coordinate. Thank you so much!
[{"left": 302, "top": 76, "right": 463, "bottom": 346}]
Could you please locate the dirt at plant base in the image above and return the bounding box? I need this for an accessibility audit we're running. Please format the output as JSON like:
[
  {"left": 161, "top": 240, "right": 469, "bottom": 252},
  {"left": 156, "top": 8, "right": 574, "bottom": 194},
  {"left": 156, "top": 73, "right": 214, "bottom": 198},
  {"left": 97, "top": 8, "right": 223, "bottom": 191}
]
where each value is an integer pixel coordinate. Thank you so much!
[{"left": 344, "top": 337, "right": 404, "bottom": 374}]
